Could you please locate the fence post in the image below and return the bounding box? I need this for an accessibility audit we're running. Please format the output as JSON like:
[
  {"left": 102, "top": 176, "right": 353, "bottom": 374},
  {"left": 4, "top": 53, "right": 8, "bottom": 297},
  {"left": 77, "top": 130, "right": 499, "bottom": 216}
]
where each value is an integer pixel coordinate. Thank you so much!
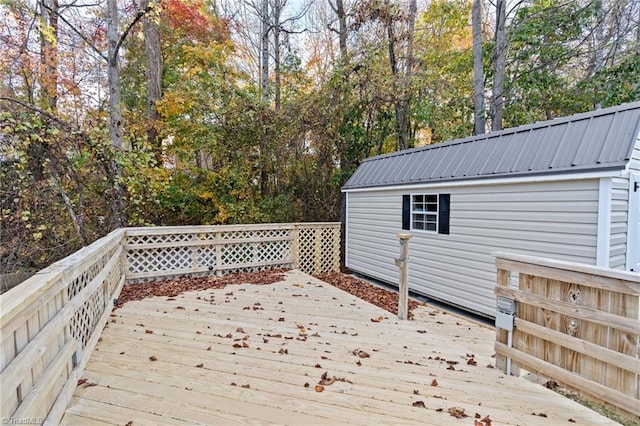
[{"left": 394, "top": 233, "right": 412, "bottom": 320}]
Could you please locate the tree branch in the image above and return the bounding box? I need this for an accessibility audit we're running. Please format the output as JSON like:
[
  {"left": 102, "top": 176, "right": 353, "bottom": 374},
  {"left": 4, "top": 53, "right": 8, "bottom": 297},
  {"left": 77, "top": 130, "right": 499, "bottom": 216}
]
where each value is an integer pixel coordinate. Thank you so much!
[
  {"left": 114, "top": 2, "right": 157, "bottom": 59},
  {"left": 41, "top": 2, "right": 108, "bottom": 62}
]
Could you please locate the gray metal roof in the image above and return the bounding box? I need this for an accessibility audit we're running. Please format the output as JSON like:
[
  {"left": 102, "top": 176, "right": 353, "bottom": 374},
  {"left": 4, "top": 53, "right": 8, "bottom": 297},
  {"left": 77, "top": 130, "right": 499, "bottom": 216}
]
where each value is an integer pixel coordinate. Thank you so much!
[{"left": 343, "top": 102, "right": 640, "bottom": 190}]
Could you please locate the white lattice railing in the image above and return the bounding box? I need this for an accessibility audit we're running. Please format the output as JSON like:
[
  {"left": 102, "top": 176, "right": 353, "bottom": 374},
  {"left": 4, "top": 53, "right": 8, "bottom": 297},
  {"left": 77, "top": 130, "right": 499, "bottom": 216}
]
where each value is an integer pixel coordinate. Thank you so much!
[
  {"left": 124, "top": 223, "right": 341, "bottom": 281},
  {"left": 0, "top": 223, "right": 340, "bottom": 424},
  {"left": 0, "top": 229, "right": 125, "bottom": 425}
]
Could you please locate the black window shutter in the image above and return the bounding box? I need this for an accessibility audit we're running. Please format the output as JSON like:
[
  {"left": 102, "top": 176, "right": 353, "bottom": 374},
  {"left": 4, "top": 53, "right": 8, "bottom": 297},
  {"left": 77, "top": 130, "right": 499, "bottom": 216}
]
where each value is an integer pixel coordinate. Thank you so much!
[
  {"left": 438, "top": 194, "right": 450, "bottom": 234},
  {"left": 402, "top": 195, "right": 410, "bottom": 230}
]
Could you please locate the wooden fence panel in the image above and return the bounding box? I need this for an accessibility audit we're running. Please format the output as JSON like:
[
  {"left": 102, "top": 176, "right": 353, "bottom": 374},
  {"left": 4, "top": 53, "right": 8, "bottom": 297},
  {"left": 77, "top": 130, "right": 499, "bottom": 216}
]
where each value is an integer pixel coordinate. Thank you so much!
[{"left": 494, "top": 252, "right": 640, "bottom": 421}]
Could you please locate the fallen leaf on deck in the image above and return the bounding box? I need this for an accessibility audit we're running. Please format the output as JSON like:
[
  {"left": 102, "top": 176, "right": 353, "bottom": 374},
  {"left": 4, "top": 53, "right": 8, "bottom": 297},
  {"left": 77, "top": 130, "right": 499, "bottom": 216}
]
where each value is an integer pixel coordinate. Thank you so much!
[
  {"left": 318, "top": 372, "right": 336, "bottom": 386},
  {"left": 77, "top": 378, "right": 88, "bottom": 386},
  {"left": 315, "top": 385, "right": 324, "bottom": 392},
  {"left": 242, "top": 341, "right": 249, "bottom": 348},
  {"left": 413, "top": 389, "right": 420, "bottom": 395},
  {"left": 236, "top": 327, "right": 245, "bottom": 333},
  {"left": 417, "top": 330, "right": 426, "bottom": 334},
  {"left": 352, "top": 349, "right": 370, "bottom": 358},
  {"left": 241, "top": 384, "right": 250, "bottom": 389},
  {"left": 448, "top": 407, "right": 468, "bottom": 418},
  {"left": 532, "top": 412, "right": 547, "bottom": 417},
  {"left": 412, "top": 401, "right": 426, "bottom": 408},
  {"left": 314, "top": 363, "right": 322, "bottom": 368},
  {"left": 232, "top": 343, "right": 242, "bottom": 348},
  {"left": 206, "top": 346, "right": 211, "bottom": 351},
  {"left": 196, "top": 363, "right": 204, "bottom": 368},
  {"left": 278, "top": 348, "right": 288, "bottom": 354},
  {"left": 431, "top": 379, "right": 438, "bottom": 387},
  {"left": 125, "top": 422, "right": 133, "bottom": 426},
  {"left": 467, "top": 357, "right": 477, "bottom": 366},
  {"left": 370, "top": 316, "right": 384, "bottom": 323},
  {"left": 304, "top": 383, "right": 310, "bottom": 388},
  {"left": 149, "top": 356, "right": 158, "bottom": 361}
]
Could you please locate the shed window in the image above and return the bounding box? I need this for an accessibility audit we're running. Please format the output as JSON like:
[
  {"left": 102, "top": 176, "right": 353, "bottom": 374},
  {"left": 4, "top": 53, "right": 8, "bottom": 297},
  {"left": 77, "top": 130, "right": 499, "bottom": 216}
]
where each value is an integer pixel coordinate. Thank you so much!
[
  {"left": 402, "top": 193, "right": 450, "bottom": 234},
  {"left": 412, "top": 194, "right": 438, "bottom": 231}
]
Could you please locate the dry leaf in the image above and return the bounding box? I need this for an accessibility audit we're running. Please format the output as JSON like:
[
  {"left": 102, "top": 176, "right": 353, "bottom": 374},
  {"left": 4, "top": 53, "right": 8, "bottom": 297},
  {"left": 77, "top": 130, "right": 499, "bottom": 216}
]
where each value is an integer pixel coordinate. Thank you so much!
[
  {"left": 352, "top": 349, "right": 370, "bottom": 358},
  {"left": 431, "top": 379, "right": 439, "bottom": 387},
  {"left": 315, "top": 385, "right": 324, "bottom": 392},
  {"left": 196, "top": 363, "right": 204, "bottom": 368},
  {"left": 77, "top": 378, "right": 88, "bottom": 386},
  {"left": 241, "top": 384, "right": 250, "bottom": 389},
  {"left": 412, "top": 401, "right": 426, "bottom": 408},
  {"left": 149, "top": 356, "right": 158, "bottom": 361},
  {"left": 448, "top": 407, "right": 468, "bottom": 418},
  {"left": 304, "top": 383, "right": 310, "bottom": 388},
  {"left": 145, "top": 329, "right": 153, "bottom": 334}
]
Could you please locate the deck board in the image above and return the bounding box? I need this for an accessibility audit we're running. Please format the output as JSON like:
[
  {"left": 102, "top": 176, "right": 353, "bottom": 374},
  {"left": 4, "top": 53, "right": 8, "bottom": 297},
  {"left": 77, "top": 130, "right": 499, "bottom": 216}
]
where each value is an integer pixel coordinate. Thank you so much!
[{"left": 62, "top": 270, "right": 618, "bottom": 425}]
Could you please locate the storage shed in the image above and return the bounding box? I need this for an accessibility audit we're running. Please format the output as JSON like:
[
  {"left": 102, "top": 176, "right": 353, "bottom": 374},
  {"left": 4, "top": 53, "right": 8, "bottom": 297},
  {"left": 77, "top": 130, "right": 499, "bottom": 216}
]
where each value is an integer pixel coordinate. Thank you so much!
[{"left": 343, "top": 102, "right": 640, "bottom": 317}]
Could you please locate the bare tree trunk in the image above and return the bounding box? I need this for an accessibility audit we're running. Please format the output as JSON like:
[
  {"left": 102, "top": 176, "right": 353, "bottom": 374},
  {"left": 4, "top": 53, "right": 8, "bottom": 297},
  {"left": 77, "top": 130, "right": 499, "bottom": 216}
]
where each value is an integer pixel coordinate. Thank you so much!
[
  {"left": 107, "top": 0, "right": 126, "bottom": 227},
  {"left": 472, "top": 0, "right": 485, "bottom": 135},
  {"left": 142, "top": 0, "right": 163, "bottom": 161},
  {"left": 39, "top": 0, "right": 59, "bottom": 111},
  {"left": 336, "top": 0, "right": 348, "bottom": 62},
  {"left": 261, "top": 0, "right": 269, "bottom": 103},
  {"left": 385, "top": 0, "right": 414, "bottom": 151},
  {"left": 107, "top": 0, "right": 123, "bottom": 150},
  {"left": 397, "top": 0, "right": 417, "bottom": 148},
  {"left": 273, "top": 0, "right": 281, "bottom": 110},
  {"left": 491, "top": 0, "right": 506, "bottom": 131},
  {"left": 590, "top": 0, "right": 604, "bottom": 109}
]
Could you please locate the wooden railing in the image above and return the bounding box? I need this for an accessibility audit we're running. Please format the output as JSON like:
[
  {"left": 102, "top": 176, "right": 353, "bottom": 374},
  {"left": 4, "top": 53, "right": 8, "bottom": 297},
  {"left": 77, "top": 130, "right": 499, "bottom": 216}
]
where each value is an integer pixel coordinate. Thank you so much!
[
  {"left": 494, "top": 252, "right": 640, "bottom": 421},
  {"left": 124, "top": 223, "right": 341, "bottom": 281},
  {"left": 0, "top": 229, "right": 125, "bottom": 425},
  {"left": 0, "top": 223, "right": 340, "bottom": 424}
]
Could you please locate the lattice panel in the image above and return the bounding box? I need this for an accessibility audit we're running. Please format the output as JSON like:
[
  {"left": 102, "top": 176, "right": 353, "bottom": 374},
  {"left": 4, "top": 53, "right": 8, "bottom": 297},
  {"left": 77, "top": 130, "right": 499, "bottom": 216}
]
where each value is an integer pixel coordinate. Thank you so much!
[
  {"left": 126, "top": 233, "right": 195, "bottom": 246},
  {"left": 67, "top": 245, "right": 119, "bottom": 299},
  {"left": 296, "top": 226, "right": 341, "bottom": 275},
  {"left": 127, "top": 246, "right": 192, "bottom": 273},
  {"left": 124, "top": 224, "right": 339, "bottom": 280},
  {"left": 255, "top": 240, "right": 290, "bottom": 263},
  {"left": 297, "top": 228, "right": 317, "bottom": 274},
  {"left": 70, "top": 282, "right": 106, "bottom": 348},
  {"left": 221, "top": 243, "right": 254, "bottom": 266},
  {"left": 220, "top": 229, "right": 289, "bottom": 241}
]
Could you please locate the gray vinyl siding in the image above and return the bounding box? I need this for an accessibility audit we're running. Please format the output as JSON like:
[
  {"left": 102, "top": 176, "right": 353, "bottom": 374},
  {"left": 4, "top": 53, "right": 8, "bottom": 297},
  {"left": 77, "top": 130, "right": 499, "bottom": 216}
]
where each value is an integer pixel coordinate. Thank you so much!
[
  {"left": 630, "top": 135, "right": 640, "bottom": 172},
  {"left": 609, "top": 177, "right": 629, "bottom": 269},
  {"left": 346, "top": 179, "right": 599, "bottom": 317}
]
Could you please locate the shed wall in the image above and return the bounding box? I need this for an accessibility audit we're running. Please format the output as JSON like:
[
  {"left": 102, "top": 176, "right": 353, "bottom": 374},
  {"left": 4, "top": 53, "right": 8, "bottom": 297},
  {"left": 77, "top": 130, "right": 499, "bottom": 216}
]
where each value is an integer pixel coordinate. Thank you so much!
[
  {"left": 609, "top": 177, "right": 629, "bottom": 269},
  {"left": 346, "top": 179, "right": 600, "bottom": 317},
  {"left": 630, "top": 134, "right": 640, "bottom": 172}
]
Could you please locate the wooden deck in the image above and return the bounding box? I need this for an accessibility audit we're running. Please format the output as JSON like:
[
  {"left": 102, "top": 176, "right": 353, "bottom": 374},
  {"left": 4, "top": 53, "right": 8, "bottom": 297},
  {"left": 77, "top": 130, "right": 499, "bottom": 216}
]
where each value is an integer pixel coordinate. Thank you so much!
[{"left": 61, "top": 271, "right": 618, "bottom": 425}]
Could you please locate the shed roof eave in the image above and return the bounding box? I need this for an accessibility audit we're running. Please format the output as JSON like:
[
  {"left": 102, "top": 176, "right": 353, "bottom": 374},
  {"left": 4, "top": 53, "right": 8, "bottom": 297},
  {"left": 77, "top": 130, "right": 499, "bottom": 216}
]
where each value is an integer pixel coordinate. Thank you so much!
[{"left": 341, "top": 167, "right": 626, "bottom": 193}]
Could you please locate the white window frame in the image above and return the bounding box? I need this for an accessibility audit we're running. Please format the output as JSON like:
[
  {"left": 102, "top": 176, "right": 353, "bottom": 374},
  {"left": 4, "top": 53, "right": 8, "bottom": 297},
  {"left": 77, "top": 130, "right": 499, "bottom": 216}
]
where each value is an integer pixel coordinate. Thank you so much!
[{"left": 410, "top": 193, "right": 438, "bottom": 233}]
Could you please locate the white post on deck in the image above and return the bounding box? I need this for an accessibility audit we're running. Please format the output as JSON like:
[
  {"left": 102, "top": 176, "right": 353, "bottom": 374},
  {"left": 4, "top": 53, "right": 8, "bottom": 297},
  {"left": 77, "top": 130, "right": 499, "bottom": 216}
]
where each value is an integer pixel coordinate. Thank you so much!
[{"left": 394, "top": 233, "right": 412, "bottom": 320}]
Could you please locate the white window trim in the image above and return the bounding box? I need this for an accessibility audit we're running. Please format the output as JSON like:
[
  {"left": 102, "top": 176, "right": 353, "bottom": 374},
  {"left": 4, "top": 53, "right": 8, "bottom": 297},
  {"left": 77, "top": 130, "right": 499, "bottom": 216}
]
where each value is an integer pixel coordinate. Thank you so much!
[{"left": 410, "top": 193, "right": 438, "bottom": 233}]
